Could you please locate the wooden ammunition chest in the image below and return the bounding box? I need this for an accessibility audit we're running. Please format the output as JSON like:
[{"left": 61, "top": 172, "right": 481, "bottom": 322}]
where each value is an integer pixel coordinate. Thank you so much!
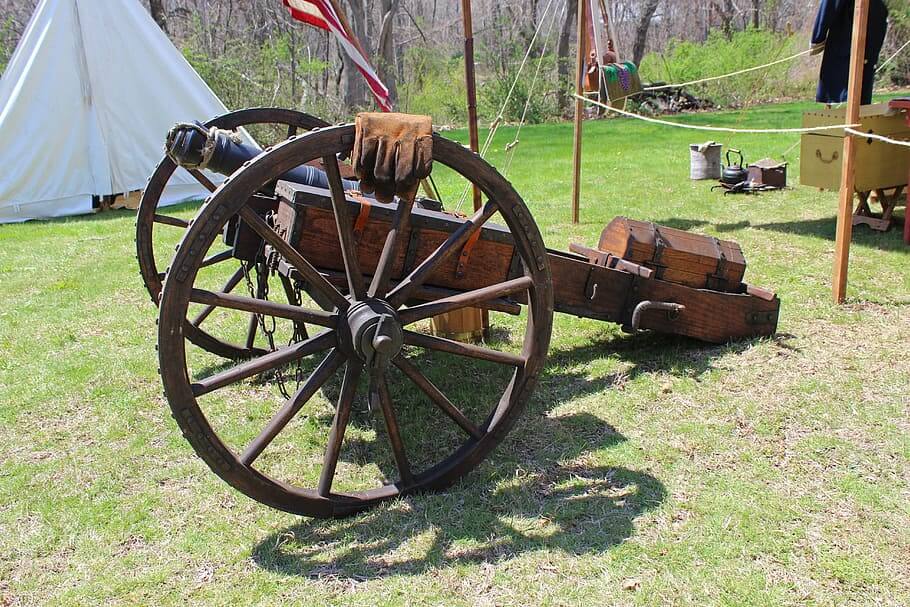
[
  {"left": 597, "top": 217, "right": 746, "bottom": 292},
  {"left": 800, "top": 103, "right": 910, "bottom": 192},
  {"left": 273, "top": 182, "right": 517, "bottom": 294}
]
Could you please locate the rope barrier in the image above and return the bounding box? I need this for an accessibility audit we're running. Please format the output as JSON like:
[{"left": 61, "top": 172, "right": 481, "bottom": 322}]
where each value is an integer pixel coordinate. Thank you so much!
[
  {"left": 643, "top": 49, "right": 812, "bottom": 91},
  {"left": 844, "top": 128, "right": 910, "bottom": 148},
  {"left": 574, "top": 94, "right": 860, "bottom": 133}
]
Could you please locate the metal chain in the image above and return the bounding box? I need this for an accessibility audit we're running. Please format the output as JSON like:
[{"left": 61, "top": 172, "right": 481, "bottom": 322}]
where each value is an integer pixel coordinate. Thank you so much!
[
  {"left": 241, "top": 258, "right": 292, "bottom": 400},
  {"left": 264, "top": 209, "right": 309, "bottom": 388},
  {"left": 282, "top": 274, "right": 309, "bottom": 386}
]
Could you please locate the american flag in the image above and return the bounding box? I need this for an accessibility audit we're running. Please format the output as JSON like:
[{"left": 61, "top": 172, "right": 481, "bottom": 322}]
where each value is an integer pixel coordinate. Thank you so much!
[{"left": 283, "top": 0, "right": 392, "bottom": 112}]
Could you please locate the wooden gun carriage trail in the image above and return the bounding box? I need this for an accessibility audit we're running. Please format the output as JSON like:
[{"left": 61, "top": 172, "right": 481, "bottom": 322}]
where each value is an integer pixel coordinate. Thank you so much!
[{"left": 137, "top": 108, "right": 780, "bottom": 518}]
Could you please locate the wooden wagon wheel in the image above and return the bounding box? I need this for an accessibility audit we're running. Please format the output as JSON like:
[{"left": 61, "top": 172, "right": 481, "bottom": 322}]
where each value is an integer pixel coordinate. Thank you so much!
[
  {"left": 157, "top": 125, "right": 554, "bottom": 517},
  {"left": 136, "top": 107, "right": 329, "bottom": 360}
]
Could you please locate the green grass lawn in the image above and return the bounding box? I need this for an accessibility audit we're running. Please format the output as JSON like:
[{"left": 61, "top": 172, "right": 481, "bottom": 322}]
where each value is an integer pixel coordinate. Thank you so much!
[{"left": 1, "top": 96, "right": 909, "bottom": 606}]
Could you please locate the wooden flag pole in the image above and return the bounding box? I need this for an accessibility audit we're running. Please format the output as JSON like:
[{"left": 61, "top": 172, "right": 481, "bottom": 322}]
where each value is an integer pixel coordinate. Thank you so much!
[
  {"left": 832, "top": 0, "right": 871, "bottom": 304},
  {"left": 571, "top": 0, "right": 587, "bottom": 224},
  {"left": 327, "top": 0, "right": 370, "bottom": 65},
  {"left": 461, "top": 0, "right": 482, "bottom": 212}
]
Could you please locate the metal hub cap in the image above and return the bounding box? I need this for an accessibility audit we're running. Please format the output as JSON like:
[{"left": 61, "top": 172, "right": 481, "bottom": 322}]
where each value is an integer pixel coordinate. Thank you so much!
[{"left": 344, "top": 299, "right": 403, "bottom": 369}]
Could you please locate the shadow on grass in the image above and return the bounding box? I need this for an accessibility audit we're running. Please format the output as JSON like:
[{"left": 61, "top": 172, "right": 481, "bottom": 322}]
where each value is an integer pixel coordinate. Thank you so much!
[
  {"left": 538, "top": 329, "right": 757, "bottom": 405},
  {"left": 247, "top": 330, "right": 771, "bottom": 580},
  {"left": 252, "top": 414, "right": 664, "bottom": 579},
  {"left": 5, "top": 199, "right": 205, "bottom": 226},
  {"left": 655, "top": 214, "right": 908, "bottom": 253}
]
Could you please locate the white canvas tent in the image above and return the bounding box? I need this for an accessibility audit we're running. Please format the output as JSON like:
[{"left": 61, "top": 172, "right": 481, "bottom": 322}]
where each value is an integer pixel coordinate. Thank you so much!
[{"left": 0, "top": 0, "right": 231, "bottom": 223}]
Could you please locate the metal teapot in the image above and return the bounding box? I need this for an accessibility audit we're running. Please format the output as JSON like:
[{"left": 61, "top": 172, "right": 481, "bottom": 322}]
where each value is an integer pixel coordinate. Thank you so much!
[{"left": 722, "top": 149, "right": 748, "bottom": 185}]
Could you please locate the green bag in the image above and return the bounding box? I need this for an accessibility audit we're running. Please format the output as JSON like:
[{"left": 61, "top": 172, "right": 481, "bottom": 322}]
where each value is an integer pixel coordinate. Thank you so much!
[{"left": 601, "top": 62, "right": 642, "bottom": 108}]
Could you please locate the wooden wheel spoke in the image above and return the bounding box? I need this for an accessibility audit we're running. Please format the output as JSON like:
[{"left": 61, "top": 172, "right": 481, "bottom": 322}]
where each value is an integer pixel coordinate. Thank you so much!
[
  {"left": 286, "top": 124, "right": 298, "bottom": 139},
  {"left": 399, "top": 275, "right": 532, "bottom": 325},
  {"left": 317, "top": 362, "right": 363, "bottom": 496},
  {"left": 239, "top": 349, "right": 345, "bottom": 466},
  {"left": 238, "top": 206, "right": 349, "bottom": 311},
  {"left": 192, "top": 330, "right": 336, "bottom": 397},
  {"left": 369, "top": 195, "right": 416, "bottom": 299},
  {"left": 188, "top": 168, "right": 217, "bottom": 192},
  {"left": 372, "top": 373, "right": 413, "bottom": 487},
  {"left": 323, "top": 154, "right": 366, "bottom": 300},
  {"left": 393, "top": 357, "right": 483, "bottom": 440},
  {"left": 153, "top": 214, "right": 189, "bottom": 229},
  {"left": 387, "top": 201, "right": 498, "bottom": 308},
  {"left": 200, "top": 249, "right": 234, "bottom": 269},
  {"left": 191, "top": 266, "right": 245, "bottom": 327},
  {"left": 189, "top": 288, "right": 334, "bottom": 327},
  {"left": 402, "top": 330, "right": 525, "bottom": 367}
]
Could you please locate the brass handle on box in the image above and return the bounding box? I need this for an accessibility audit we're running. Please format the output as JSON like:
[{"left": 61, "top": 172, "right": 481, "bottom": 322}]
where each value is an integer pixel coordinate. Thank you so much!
[{"left": 816, "top": 149, "right": 839, "bottom": 164}]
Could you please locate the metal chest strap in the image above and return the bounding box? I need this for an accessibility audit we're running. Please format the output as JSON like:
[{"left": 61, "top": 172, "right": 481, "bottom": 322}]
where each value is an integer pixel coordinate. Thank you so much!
[{"left": 708, "top": 236, "right": 728, "bottom": 290}]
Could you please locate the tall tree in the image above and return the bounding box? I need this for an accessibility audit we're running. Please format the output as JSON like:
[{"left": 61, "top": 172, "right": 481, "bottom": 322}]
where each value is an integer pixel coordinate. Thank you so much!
[
  {"left": 556, "top": 0, "right": 578, "bottom": 113},
  {"left": 632, "top": 0, "right": 661, "bottom": 65},
  {"left": 712, "top": 0, "right": 736, "bottom": 39},
  {"left": 377, "top": 0, "right": 399, "bottom": 103},
  {"left": 149, "top": 0, "right": 168, "bottom": 33},
  {"left": 340, "top": 0, "right": 368, "bottom": 108}
]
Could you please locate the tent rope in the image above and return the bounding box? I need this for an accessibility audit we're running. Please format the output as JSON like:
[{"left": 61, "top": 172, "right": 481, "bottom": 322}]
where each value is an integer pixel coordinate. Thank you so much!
[
  {"left": 643, "top": 49, "right": 812, "bottom": 92},
  {"left": 875, "top": 39, "right": 910, "bottom": 74},
  {"left": 503, "top": 0, "right": 565, "bottom": 176},
  {"left": 454, "top": 0, "right": 559, "bottom": 212},
  {"left": 574, "top": 94, "right": 860, "bottom": 133}
]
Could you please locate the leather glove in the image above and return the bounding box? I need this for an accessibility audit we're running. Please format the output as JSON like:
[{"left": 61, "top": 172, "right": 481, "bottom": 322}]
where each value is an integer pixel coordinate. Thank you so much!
[{"left": 352, "top": 112, "right": 433, "bottom": 203}]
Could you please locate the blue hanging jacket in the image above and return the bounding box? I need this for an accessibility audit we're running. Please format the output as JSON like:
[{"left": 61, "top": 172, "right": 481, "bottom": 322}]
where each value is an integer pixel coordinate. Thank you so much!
[{"left": 811, "top": 0, "right": 889, "bottom": 104}]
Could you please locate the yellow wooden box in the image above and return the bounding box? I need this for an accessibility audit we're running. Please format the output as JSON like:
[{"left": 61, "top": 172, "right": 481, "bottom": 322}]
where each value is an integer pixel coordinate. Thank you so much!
[{"left": 800, "top": 103, "right": 910, "bottom": 192}]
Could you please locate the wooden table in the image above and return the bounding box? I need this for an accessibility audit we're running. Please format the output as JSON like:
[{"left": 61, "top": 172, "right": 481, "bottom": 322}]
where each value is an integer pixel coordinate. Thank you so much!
[{"left": 888, "top": 98, "right": 910, "bottom": 244}]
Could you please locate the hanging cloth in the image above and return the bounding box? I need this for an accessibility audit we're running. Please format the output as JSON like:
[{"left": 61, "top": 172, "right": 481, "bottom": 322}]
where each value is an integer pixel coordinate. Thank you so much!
[{"left": 811, "top": 0, "right": 889, "bottom": 105}]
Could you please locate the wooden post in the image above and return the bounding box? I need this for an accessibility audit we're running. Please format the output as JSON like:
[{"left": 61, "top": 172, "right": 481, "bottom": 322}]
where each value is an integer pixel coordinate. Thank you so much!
[
  {"left": 832, "top": 0, "right": 870, "bottom": 304},
  {"left": 459, "top": 0, "right": 489, "bottom": 337},
  {"left": 571, "top": 0, "right": 587, "bottom": 224},
  {"left": 461, "top": 0, "right": 482, "bottom": 213}
]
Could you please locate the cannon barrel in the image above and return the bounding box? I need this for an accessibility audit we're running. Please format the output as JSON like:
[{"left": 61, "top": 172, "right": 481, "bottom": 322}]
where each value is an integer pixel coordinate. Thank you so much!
[{"left": 164, "top": 122, "right": 360, "bottom": 191}]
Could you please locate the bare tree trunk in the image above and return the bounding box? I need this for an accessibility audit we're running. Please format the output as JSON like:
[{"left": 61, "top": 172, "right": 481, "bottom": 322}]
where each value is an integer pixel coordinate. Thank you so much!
[
  {"left": 341, "top": 0, "right": 368, "bottom": 109},
  {"left": 713, "top": 0, "right": 736, "bottom": 39},
  {"left": 556, "top": 0, "right": 578, "bottom": 113},
  {"left": 149, "top": 0, "right": 168, "bottom": 33},
  {"left": 632, "top": 0, "right": 661, "bottom": 66},
  {"left": 752, "top": 0, "right": 761, "bottom": 29},
  {"left": 378, "top": 0, "right": 399, "bottom": 104}
]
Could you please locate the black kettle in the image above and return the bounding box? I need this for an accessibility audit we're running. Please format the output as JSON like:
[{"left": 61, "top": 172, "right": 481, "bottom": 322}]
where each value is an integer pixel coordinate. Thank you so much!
[{"left": 722, "top": 149, "right": 748, "bottom": 185}]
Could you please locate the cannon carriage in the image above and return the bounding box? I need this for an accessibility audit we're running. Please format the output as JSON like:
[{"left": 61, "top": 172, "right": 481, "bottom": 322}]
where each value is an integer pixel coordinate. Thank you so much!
[{"left": 138, "top": 110, "right": 779, "bottom": 518}]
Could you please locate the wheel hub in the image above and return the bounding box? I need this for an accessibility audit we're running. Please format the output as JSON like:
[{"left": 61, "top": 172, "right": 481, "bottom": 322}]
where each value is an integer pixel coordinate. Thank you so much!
[{"left": 343, "top": 299, "right": 403, "bottom": 370}]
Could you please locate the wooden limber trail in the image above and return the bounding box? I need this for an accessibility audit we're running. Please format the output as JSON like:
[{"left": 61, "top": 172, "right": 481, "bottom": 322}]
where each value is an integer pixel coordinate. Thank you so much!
[{"left": 269, "top": 182, "right": 779, "bottom": 344}]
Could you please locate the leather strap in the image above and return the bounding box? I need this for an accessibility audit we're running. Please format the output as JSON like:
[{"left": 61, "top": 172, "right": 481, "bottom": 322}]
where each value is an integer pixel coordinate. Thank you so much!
[
  {"left": 348, "top": 191, "right": 372, "bottom": 243},
  {"left": 455, "top": 228, "right": 483, "bottom": 279}
]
